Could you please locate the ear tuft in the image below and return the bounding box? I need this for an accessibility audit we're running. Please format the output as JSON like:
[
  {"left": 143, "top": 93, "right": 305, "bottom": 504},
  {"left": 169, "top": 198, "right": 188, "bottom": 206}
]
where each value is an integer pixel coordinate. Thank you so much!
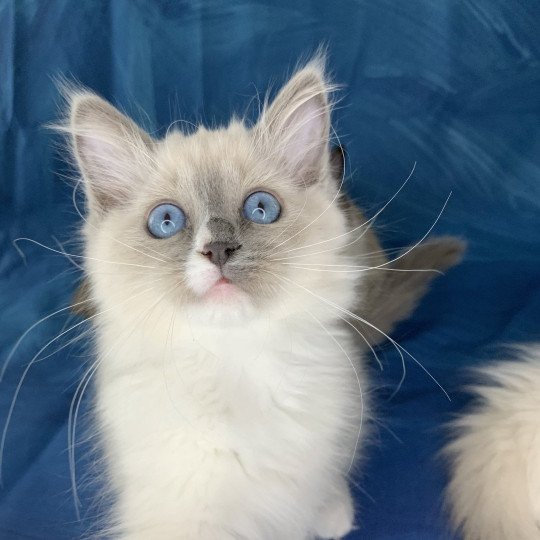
[
  {"left": 66, "top": 91, "right": 154, "bottom": 213},
  {"left": 257, "top": 59, "right": 334, "bottom": 185}
]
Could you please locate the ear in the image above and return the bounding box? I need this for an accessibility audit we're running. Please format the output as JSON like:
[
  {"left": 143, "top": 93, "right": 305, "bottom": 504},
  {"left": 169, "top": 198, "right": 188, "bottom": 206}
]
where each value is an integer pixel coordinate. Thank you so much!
[
  {"left": 257, "top": 60, "right": 332, "bottom": 185},
  {"left": 68, "top": 92, "right": 154, "bottom": 213}
]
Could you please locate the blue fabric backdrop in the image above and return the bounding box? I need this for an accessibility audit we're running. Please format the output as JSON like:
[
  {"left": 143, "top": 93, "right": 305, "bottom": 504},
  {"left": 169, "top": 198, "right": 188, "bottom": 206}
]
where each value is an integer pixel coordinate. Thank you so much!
[{"left": 1, "top": 1, "right": 539, "bottom": 538}]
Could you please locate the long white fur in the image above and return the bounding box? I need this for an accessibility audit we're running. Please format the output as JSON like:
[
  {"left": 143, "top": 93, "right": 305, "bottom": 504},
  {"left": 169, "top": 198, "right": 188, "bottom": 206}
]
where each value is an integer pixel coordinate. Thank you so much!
[
  {"left": 93, "top": 301, "right": 362, "bottom": 539},
  {"left": 446, "top": 344, "right": 540, "bottom": 540},
  {"left": 70, "top": 60, "right": 368, "bottom": 539}
]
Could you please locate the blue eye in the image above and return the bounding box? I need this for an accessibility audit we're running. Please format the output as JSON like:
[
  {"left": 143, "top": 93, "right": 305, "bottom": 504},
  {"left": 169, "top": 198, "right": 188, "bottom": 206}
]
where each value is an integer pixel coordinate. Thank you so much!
[
  {"left": 147, "top": 203, "right": 186, "bottom": 239},
  {"left": 243, "top": 191, "right": 281, "bottom": 224}
]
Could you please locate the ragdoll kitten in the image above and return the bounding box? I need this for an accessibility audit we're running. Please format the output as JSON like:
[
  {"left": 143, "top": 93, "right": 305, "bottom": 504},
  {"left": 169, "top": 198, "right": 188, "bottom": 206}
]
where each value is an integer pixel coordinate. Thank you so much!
[
  {"left": 446, "top": 344, "right": 540, "bottom": 540},
  {"left": 66, "top": 60, "right": 462, "bottom": 539}
]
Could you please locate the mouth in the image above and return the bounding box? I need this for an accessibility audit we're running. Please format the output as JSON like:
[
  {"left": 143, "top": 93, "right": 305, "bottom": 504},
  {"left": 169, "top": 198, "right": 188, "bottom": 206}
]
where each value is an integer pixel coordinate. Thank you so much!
[
  {"left": 203, "top": 275, "right": 240, "bottom": 302},
  {"left": 212, "top": 276, "right": 234, "bottom": 290}
]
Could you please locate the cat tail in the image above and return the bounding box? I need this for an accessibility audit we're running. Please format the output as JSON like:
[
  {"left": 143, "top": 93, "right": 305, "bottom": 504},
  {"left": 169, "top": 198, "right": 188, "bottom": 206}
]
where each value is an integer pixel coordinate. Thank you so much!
[{"left": 444, "top": 344, "right": 540, "bottom": 540}]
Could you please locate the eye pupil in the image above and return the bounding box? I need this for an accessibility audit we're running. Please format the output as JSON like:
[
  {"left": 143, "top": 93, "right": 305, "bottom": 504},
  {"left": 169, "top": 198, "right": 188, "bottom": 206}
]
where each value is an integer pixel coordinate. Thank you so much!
[{"left": 164, "top": 212, "right": 171, "bottom": 221}]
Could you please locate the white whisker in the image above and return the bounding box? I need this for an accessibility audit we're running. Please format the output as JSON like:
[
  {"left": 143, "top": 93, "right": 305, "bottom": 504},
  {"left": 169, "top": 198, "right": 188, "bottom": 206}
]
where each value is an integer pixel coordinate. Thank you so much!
[
  {"left": 279, "top": 264, "right": 442, "bottom": 275},
  {"left": 274, "top": 281, "right": 364, "bottom": 473},
  {"left": 13, "top": 238, "right": 160, "bottom": 269},
  {"left": 68, "top": 359, "right": 100, "bottom": 516},
  {"left": 71, "top": 178, "right": 176, "bottom": 264},
  {"left": 270, "top": 187, "right": 450, "bottom": 268},
  {"left": 267, "top": 128, "right": 347, "bottom": 253},
  {"left": 307, "top": 311, "right": 364, "bottom": 473},
  {"left": 269, "top": 245, "right": 404, "bottom": 264},
  {"left": 264, "top": 270, "right": 450, "bottom": 401},
  {"left": 0, "top": 281, "right": 165, "bottom": 486},
  {"left": 0, "top": 298, "right": 95, "bottom": 383},
  {"left": 363, "top": 192, "right": 452, "bottom": 273},
  {"left": 336, "top": 314, "right": 384, "bottom": 372},
  {"left": 270, "top": 161, "right": 417, "bottom": 258},
  {"left": 68, "top": 279, "right": 183, "bottom": 516},
  {"left": 52, "top": 236, "right": 85, "bottom": 271}
]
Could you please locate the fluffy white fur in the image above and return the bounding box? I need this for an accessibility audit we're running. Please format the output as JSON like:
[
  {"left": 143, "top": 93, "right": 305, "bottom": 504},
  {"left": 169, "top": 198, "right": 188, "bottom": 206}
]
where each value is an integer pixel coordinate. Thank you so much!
[
  {"left": 69, "top": 61, "right": 369, "bottom": 539},
  {"left": 93, "top": 307, "right": 362, "bottom": 539},
  {"left": 446, "top": 344, "right": 540, "bottom": 540}
]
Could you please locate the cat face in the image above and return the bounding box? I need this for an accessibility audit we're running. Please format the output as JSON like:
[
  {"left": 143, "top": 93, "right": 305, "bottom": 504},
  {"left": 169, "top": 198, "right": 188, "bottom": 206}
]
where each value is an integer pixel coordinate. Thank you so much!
[{"left": 69, "top": 62, "right": 364, "bottom": 324}]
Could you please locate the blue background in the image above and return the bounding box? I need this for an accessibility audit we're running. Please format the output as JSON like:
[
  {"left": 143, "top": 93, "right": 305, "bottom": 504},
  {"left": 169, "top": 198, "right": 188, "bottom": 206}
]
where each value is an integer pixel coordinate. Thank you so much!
[{"left": 1, "top": 1, "right": 539, "bottom": 538}]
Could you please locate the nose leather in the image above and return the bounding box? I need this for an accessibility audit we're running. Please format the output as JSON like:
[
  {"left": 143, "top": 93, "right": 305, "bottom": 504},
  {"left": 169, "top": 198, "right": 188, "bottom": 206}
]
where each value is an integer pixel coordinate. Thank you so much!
[{"left": 202, "top": 241, "right": 241, "bottom": 267}]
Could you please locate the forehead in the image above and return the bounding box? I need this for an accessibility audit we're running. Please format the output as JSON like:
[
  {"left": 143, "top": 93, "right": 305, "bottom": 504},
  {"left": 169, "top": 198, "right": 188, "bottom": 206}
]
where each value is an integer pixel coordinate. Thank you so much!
[
  {"left": 143, "top": 125, "right": 297, "bottom": 224},
  {"left": 156, "top": 127, "right": 249, "bottom": 194}
]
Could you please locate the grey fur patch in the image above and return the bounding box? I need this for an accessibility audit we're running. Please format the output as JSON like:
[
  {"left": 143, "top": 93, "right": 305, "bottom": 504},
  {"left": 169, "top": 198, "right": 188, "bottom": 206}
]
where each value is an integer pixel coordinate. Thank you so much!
[{"left": 208, "top": 217, "right": 236, "bottom": 243}]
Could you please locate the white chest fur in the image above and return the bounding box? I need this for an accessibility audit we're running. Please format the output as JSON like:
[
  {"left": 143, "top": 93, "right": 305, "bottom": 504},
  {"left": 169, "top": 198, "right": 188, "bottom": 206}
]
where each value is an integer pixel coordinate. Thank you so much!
[{"left": 93, "top": 310, "right": 366, "bottom": 540}]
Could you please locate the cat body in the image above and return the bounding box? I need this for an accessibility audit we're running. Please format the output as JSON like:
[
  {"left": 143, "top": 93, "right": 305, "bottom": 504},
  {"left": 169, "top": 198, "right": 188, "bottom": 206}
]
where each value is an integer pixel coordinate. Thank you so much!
[
  {"left": 66, "top": 59, "right": 463, "bottom": 539},
  {"left": 446, "top": 344, "right": 540, "bottom": 540},
  {"left": 94, "top": 296, "right": 361, "bottom": 539},
  {"left": 71, "top": 62, "right": 367, "bottom": 539}
]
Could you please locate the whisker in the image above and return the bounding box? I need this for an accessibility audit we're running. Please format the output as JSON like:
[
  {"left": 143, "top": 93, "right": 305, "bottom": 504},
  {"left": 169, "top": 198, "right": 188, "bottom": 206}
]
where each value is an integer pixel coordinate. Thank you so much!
[
  {"left": 0, "top": 298, "right": 95, "bottom": 383},
  {"left": 13, "top": 238, "right": 159, "bottom": 269},
  {"left": 0, "top": 281, "right": 164, "bottom": 486},
  {"left": 52, "top": 236, "right": 85, "bottom": 271},
  {"left": 71, "top": 179, "right": 175, "bottom": 264},
  {"left": 270, "top": 188, "right": 450, "bottom": 267},
  {"left": 264, "top": 270, "right": 450, "bottom": 401},
  {"left": 274, "top": 282, "right": 364, "bottom": 473},
  {"left": 362, "top": 192, "right": 452, "bottom": 273},
  {"left": 25, "top": 325, "right": 93, "bottom": 368},
  {"left": 266, "top": 133, "right": 347, "bottom": 253},
  {"left": 68, "top": 358, "right": 100, "bottom": 516},
  {"left": 0, "top": 316, "right": 94, "bottom": 486},
  {"left": 308, "top": 312, "right": 364, "bottom": 473},
  {"left": 270, "top": 161, "right": 417, "bottom": 258},
  {"left": 270, "top": 246, "right": 406, "bottom": 267},
  {"left": 276, "top": 191, "right": 450, "bottom": 281},
  {"left": 267, "top": 124, "right": 348, "bottom": 249},
  {"left": 336, "top": 314, "right": 383, "bottom": 372},
  {"left": 68, "top": 279, "right": 183, "bottom": 517},
  {"left": 269, "top": 245, "right": 404, "bottom": 264},
  {"left": 279, "top": 264, "right": 442, "bottom": 275}
]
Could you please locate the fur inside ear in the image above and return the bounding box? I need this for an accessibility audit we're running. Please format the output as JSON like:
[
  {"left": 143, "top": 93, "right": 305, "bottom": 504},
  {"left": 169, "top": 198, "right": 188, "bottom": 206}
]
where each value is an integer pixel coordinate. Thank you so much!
[
  {"left": 68, "top": 92, "right": 154, "bottom": 213},
  {"left": 257, "top": 60, "right": 333, "bottom": 185}
]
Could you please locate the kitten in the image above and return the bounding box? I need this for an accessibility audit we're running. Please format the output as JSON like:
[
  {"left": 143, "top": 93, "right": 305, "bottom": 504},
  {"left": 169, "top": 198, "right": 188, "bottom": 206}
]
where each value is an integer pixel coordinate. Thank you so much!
[
  {"left": 65, "top": 59, "right": 462, "bottom": 539},
  {"left": 446, "top": 344, "right": 540, "bottom": 540}
]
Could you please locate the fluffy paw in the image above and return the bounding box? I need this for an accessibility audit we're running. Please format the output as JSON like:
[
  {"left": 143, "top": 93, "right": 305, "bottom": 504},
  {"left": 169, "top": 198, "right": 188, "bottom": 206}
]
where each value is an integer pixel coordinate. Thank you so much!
[{"left": 314, "top": 484, "right": 355, "bottom": 539}]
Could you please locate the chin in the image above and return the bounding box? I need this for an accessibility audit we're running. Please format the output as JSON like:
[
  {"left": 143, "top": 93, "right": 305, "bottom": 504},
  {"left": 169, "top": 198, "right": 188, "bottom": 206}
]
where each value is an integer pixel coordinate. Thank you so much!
[{"left": 187, "top": 281, "right": 257, "bottom": 325}]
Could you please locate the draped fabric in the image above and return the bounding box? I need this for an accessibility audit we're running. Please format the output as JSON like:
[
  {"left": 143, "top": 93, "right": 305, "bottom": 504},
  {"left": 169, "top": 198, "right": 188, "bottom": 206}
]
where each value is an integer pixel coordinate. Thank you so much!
[{"left": 1, "top": 1, "right": 539, "bottom": 538}]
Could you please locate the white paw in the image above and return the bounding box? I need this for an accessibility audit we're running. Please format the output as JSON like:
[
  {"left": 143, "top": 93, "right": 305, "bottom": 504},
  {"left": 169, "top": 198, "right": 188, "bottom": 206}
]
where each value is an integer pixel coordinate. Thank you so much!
[{"left": 314, "top": 485, "right": 355, "bottom": 539}]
